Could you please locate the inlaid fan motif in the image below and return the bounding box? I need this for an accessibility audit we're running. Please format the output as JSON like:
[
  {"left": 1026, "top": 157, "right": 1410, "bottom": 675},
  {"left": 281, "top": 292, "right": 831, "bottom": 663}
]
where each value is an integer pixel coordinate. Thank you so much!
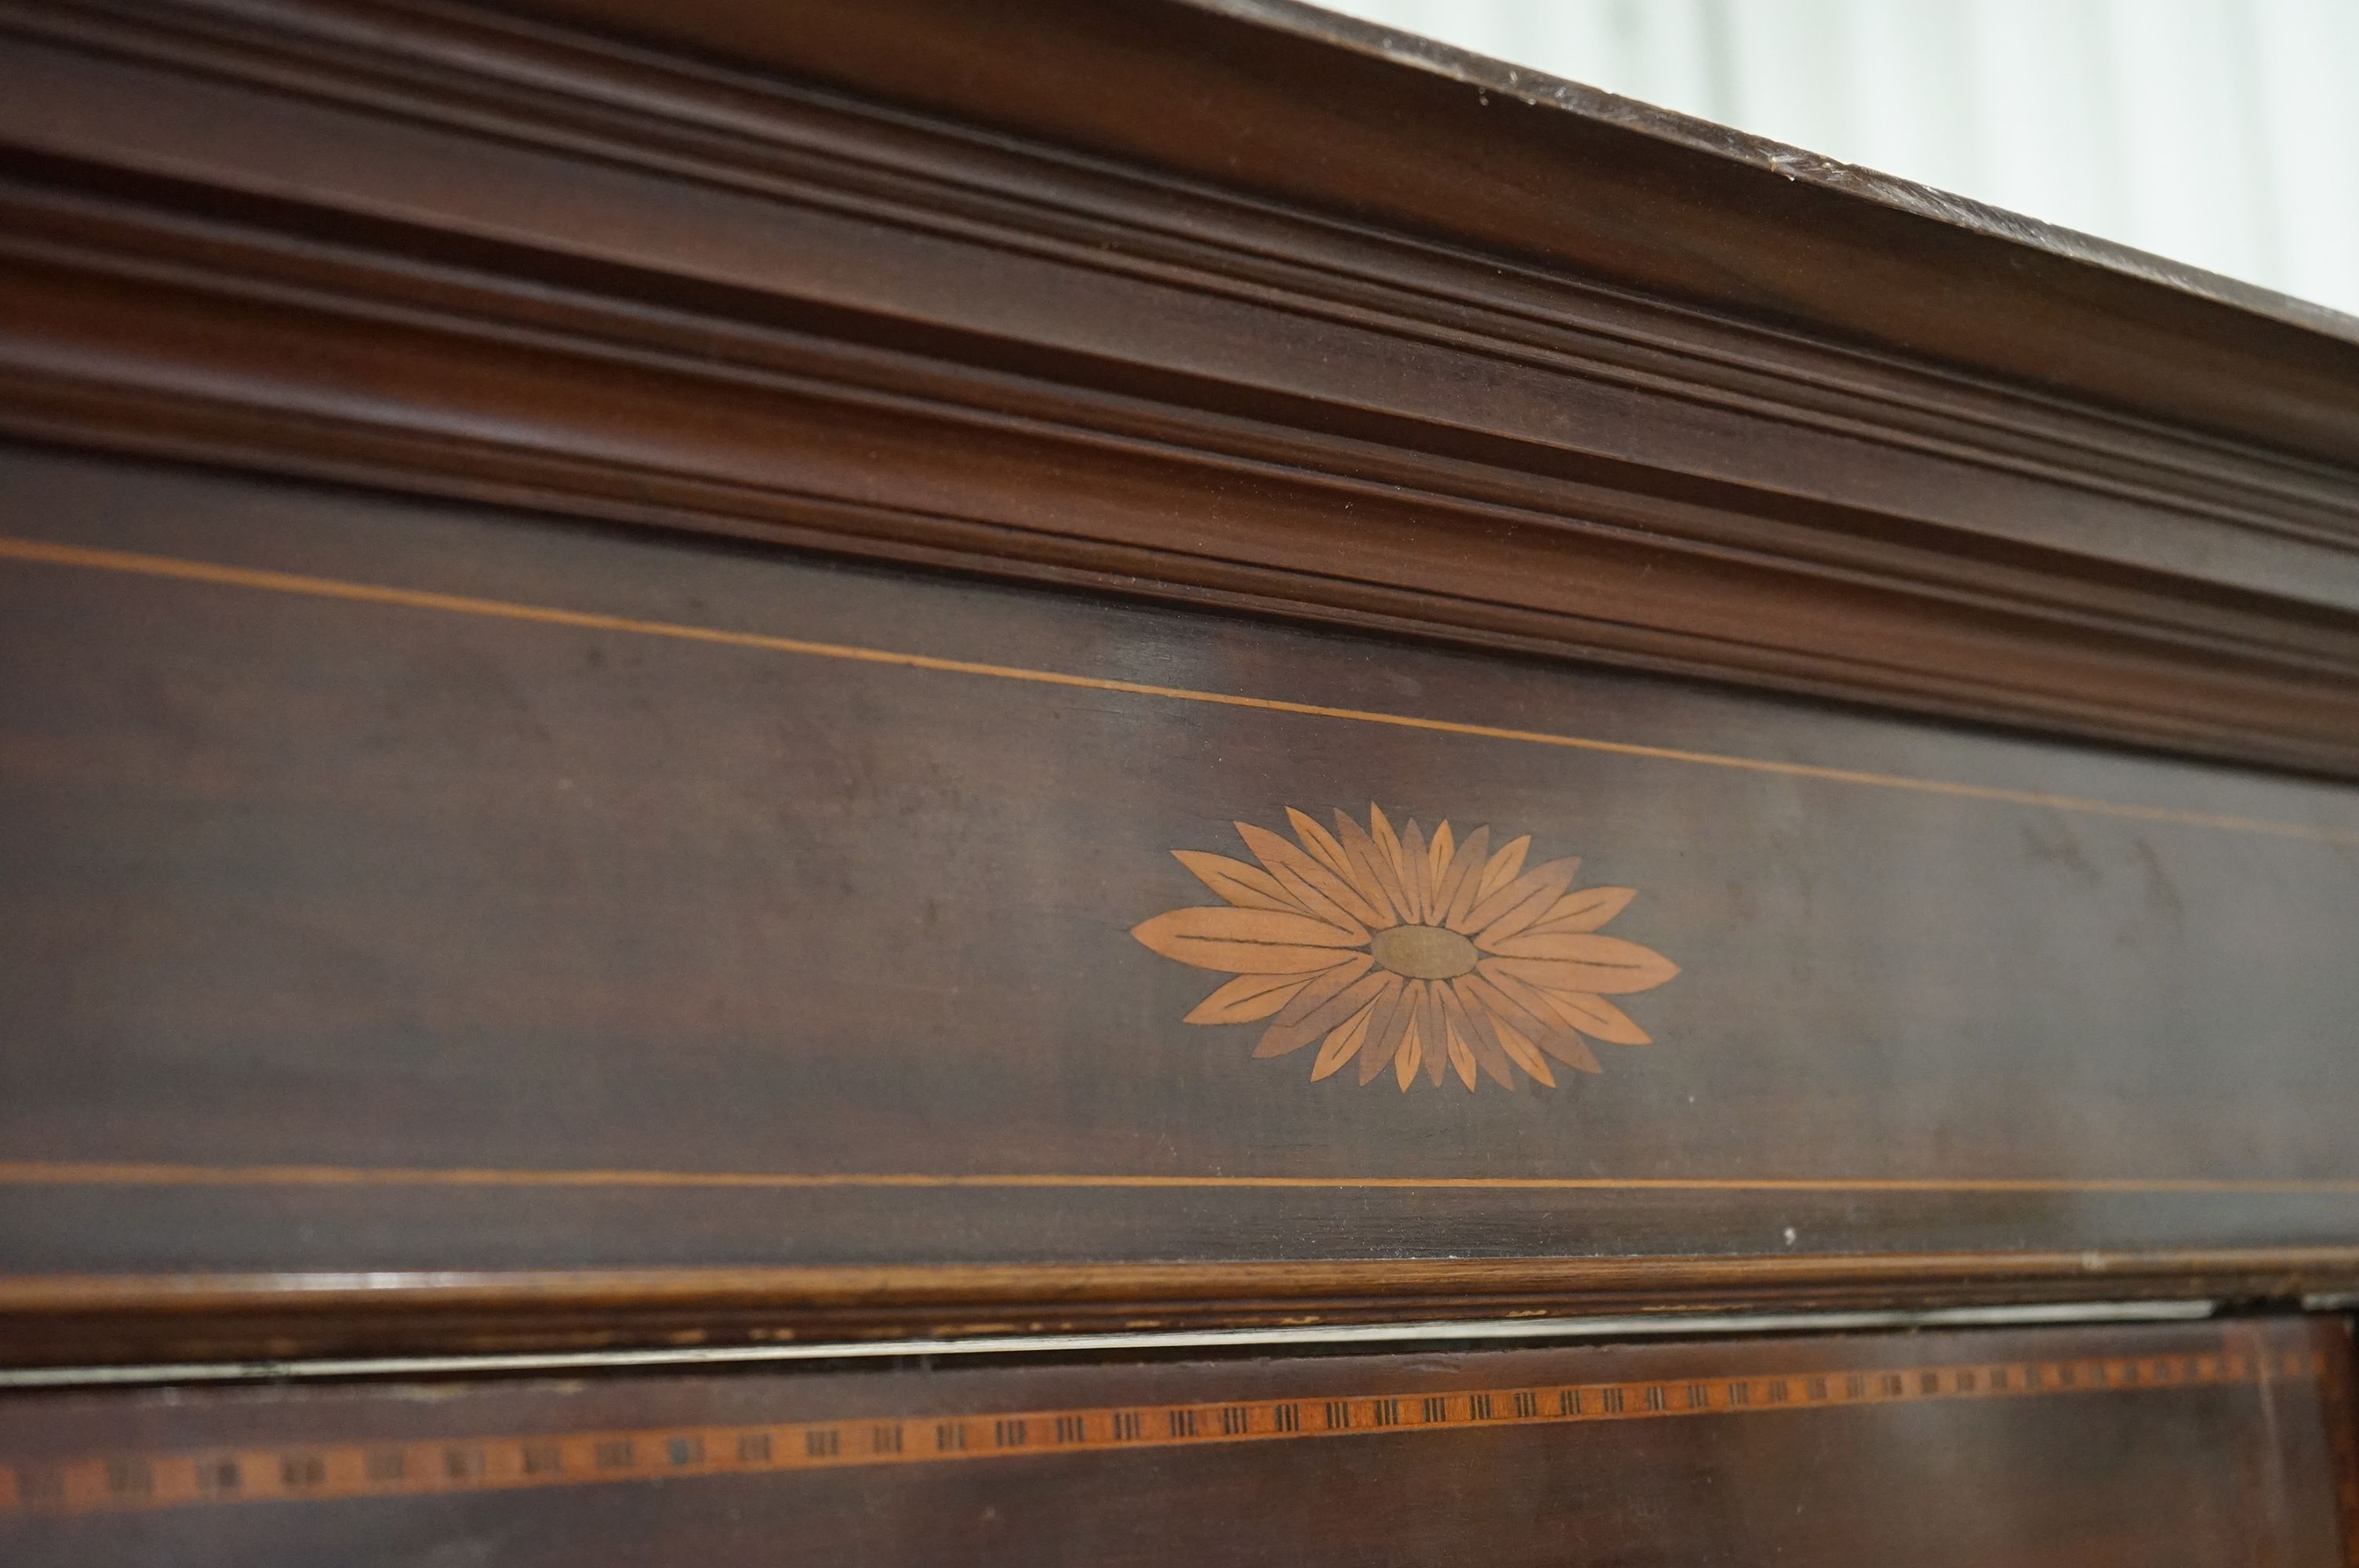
[{"left": 1134, "top": 805, "right": 1677, "bottom": 1091}]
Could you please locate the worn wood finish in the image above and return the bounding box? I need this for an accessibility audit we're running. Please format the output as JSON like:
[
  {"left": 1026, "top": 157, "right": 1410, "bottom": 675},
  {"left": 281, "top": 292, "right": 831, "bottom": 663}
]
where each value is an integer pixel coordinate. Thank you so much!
[
  {"left": 5, "top": 2, "right": 2359, "bottom": 773},
  {"left": 2, "top": 1318, "right": 2352, "bottom": 1565},
  {"left": 4, "top": 441, "right": 2358, "bottom": 1356}
]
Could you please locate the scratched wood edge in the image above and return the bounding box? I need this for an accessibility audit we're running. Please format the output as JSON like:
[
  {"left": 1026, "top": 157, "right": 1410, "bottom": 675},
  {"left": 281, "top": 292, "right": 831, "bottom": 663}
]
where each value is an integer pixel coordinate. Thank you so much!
[
  {"left": 4, "top": 1253, "right": 2356, "bottom": 1367},
  {"left": 548, "top": 0, "right": 2359, "bottom": 458},
  {"left": 5, "top": 9, "right": 2359, "bottom": 773},
  {"left": 2, "top": 1335, "right": 2327, "bottom": 1519}
]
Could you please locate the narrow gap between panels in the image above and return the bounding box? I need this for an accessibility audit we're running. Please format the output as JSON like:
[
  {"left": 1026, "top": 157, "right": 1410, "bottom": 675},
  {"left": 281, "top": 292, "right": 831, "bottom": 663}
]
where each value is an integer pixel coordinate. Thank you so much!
[{"left": 0, "top": 1299, "right": 2225, "bottom": 1390}]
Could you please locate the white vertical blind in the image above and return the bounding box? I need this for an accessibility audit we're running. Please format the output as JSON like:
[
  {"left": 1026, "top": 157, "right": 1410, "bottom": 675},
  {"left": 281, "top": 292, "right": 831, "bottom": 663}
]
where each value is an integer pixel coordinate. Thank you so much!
[{"left": 1321, "top": 0, "right": 2359, "bottom": 320}]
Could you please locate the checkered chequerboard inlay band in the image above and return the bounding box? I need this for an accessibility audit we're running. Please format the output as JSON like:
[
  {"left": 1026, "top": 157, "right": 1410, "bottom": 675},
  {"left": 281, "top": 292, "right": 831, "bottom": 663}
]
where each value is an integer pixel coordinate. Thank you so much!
[{"left": 1, "top": 1341, "right": 2322, "bottom": 1519}]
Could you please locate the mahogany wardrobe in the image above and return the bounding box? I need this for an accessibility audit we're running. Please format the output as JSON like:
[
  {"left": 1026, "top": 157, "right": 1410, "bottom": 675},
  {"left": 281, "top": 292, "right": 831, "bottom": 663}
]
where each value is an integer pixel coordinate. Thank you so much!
[{"left": 2, "top": 2, "right": 2356, "bottom": 1562}]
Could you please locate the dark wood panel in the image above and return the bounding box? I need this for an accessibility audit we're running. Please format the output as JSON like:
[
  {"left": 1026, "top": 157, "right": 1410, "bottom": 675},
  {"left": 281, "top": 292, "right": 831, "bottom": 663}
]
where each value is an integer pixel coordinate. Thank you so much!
[
  {"left": 2, "top": 1317, "right": 2351, "bottom": 1566},
  {"left": 514, "top": 0, "right": 2359, "bottom": 466},
  {"left": 4, "top": 1, "right": 2359, "bottom": 773},
  {"left": 3, "top": 442, "right": 2357, "bottom": 1338}
]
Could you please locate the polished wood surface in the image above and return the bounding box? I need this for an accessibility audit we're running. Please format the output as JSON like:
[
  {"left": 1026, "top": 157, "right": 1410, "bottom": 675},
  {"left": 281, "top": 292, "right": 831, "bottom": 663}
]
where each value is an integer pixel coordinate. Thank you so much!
[
  {"left": 3, "top": 441, "right": 2357, "bottom": 1349},
  {"left": 4, "top": 1318, "right": 2352, "bottom": 1565},
  {"left": 4, "top": 0, "right": 2359, "bottom": 1555},
  {"left": 5, "top": 1, "right": 2359, "bottom": 773},
  {"left": 519, "top": 0, "right": 2359, "bottom": 462}
]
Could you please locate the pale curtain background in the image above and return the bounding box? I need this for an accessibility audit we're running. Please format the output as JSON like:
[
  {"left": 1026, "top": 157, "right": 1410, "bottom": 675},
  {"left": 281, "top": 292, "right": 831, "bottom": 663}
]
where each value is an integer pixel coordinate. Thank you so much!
[{"left": 1320, "top": 0, "right": 2359, "bottom": 321}]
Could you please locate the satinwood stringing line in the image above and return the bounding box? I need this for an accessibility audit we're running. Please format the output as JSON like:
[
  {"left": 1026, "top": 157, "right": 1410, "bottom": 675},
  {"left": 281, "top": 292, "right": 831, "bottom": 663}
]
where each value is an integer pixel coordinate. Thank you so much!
[
  {"left": 0, "top": 1343, "right": 2324, "bottom": 1518},
  {"left": 0, "top": 535, "right": 2353, "bottom": 847},
  {"left": 5, "top": 1160, "right": 2359, "bottom": 1194}
]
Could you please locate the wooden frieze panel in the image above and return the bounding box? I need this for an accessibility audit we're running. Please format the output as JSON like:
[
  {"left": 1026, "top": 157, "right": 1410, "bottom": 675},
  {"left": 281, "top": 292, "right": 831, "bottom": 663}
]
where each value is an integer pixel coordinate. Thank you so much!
[{"left": 2, "top": 439, "right": 2357, "bottom": 1337}]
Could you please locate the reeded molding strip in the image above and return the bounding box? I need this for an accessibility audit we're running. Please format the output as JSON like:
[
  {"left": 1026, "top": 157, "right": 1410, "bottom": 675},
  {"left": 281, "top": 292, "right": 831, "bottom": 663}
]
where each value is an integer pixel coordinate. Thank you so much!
[
  {"left": 3, "top": 1253, "right": 2355, "bottom": 1371},
  {"left": 0, "top": 1300, "right": 2225, "bottom": 1389}
]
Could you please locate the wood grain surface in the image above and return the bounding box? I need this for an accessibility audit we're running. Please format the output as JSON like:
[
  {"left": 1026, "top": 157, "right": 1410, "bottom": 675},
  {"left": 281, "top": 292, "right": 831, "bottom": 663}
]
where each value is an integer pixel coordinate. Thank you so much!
[
  {"left": 518, "top": 0, "right": 2359, "bottom": 462},
  {"left": 2, "top": 1317, "right": 2350, "bottom": 1565},
  {"left": 3, "top": 441, "right": 2357, "bottom": 1326},
  {"left": 5, "top": 7, "right": 2359, "bottom": 1552},
  {"left": 6, "top": 0, "right": 2359, "bottom": 774}
]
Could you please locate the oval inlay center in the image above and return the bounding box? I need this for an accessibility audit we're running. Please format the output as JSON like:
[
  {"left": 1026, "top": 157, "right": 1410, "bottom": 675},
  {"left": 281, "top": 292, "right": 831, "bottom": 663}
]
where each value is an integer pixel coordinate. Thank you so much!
[{"left": 1369, "top": 924, "right": 1479, "bottom": 981}]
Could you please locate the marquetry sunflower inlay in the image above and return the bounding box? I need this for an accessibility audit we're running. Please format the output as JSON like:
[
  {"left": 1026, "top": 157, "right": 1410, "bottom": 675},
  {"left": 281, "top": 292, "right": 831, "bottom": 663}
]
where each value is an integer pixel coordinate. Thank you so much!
[{"left": 1132, "top": 805, "right": 1678, "bottom": 1091}]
